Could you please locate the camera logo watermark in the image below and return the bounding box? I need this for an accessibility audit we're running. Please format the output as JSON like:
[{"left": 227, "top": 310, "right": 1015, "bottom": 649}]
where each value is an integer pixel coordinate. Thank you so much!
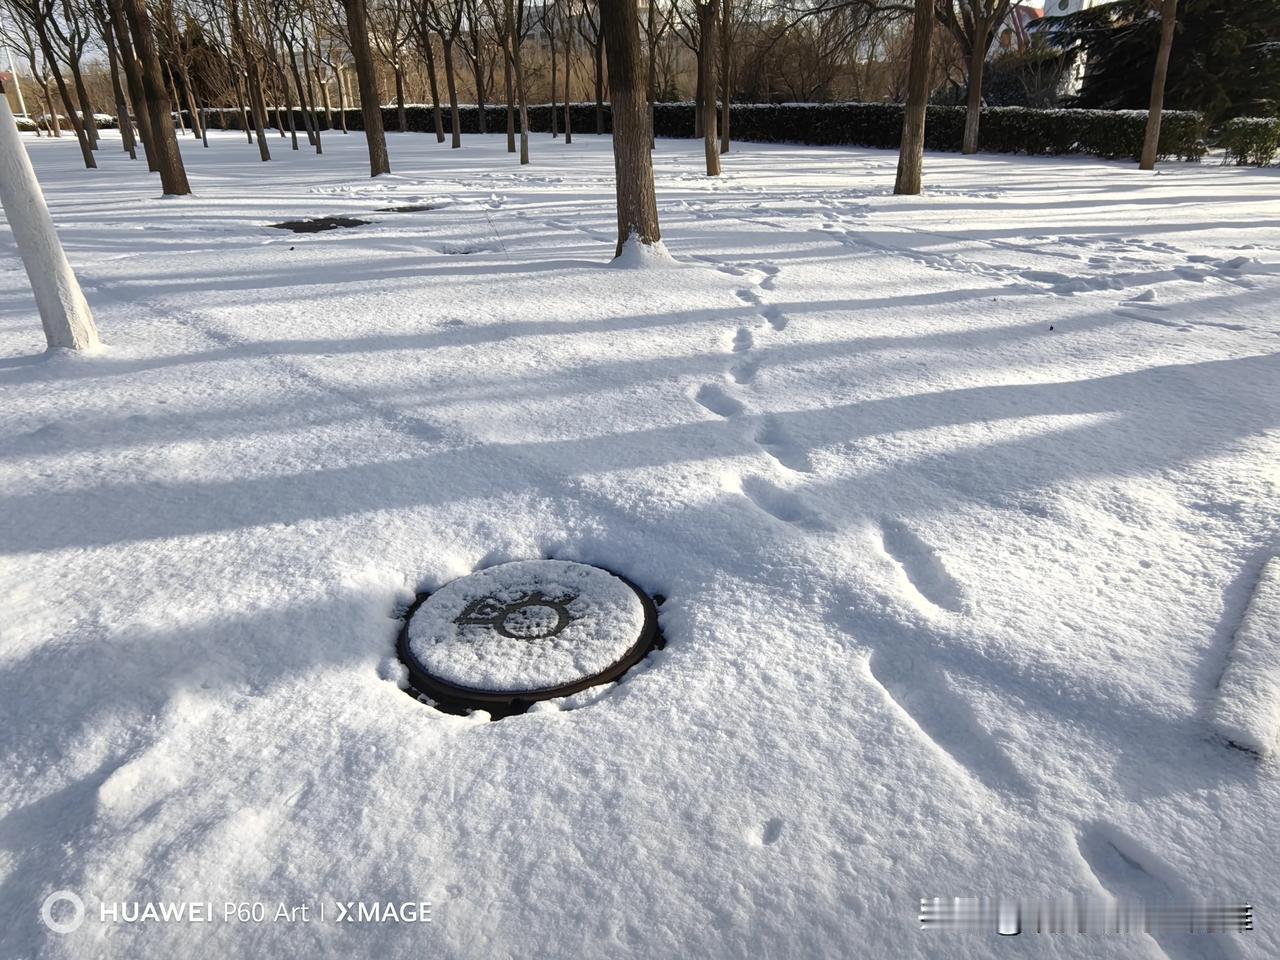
[
  {"left": 40, "top": 891, "right": 85, "bottom": 935},
  {"left": 38, "top": 891, "right": 432, "bottom": 932}
]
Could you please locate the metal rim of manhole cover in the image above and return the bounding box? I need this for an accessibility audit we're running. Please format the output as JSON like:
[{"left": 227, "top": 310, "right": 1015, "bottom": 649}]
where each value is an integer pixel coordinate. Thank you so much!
[{"left": 396, "top": 559, "right": 661, "bottom": 717}]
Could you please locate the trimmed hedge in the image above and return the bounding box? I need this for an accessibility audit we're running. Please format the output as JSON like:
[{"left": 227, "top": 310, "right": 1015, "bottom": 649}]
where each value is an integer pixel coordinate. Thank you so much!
[
  {"left": 207, "top": 101, "right": 1208, "bottom": 162},
  {"left": 1220, "top": 117, "right": 1280, "bottom": 166}
]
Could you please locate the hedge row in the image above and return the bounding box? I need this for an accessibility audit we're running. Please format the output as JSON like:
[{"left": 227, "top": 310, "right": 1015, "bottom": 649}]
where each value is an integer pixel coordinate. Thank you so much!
[
  {"left": 205, "top": 101, "right": 1209, "bottom": 162},
  {"left": 1220, "top": 117, "right": 1280, "bottom": 166}
]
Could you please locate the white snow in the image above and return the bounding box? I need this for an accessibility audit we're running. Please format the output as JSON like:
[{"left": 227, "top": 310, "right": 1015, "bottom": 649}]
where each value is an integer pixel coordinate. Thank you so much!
[
  {"left": 406, "top": 559, "right": 645, "bottom": 691},
  {"left": 2, "top": 129, "right": 1278, "bottom": 960},
  {"left": 1213, "top": 558, "right": 1280, "bottom": 755}
]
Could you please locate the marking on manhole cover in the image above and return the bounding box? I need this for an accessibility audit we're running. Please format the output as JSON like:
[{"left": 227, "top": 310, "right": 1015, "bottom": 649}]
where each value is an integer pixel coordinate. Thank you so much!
[{"left": 454, "top": 591, "right": 578, "bottom": 640}]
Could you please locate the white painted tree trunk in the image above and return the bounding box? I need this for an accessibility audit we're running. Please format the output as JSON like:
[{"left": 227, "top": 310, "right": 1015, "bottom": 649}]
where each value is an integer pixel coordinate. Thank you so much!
[{"left": 0, "top": 92, "right": 100, "bottom": 351}]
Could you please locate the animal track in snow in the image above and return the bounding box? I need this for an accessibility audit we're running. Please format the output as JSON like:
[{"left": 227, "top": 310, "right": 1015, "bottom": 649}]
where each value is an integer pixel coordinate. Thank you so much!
[
  {"left": 879, "top": 518, "right": 966, "bottom": 612},
  {"left": 740, "top": 476, "right": 828, "bottom": 529},
  {"left": 762, "top": 306, "right": 788, "bottom": 331},
  {"left": 695, "top": 383, "right": 745, "bottom": 418},
  {"left": 736, "top": 287, "right": 763, "bottom": 306},
  {"left": 755, "top": 417, "right": 812, "bottom": 473}
]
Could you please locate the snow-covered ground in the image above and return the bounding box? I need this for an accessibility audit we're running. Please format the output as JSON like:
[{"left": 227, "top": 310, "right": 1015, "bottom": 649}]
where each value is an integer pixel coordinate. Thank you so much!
[{"left": 1, "top": 128, "right": 1278, "bottom": 959}]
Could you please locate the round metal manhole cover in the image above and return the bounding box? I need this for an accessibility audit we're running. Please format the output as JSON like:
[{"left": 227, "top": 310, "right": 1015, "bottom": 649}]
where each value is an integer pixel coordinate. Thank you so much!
[{"left": 397, "top": 560, "right": 660, "bottom": 716}]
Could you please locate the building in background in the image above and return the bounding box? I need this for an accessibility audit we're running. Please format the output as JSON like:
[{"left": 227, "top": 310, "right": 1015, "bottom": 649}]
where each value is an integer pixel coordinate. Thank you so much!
[{"left": 1034, "top": 0, "right": 1116, "bottom": 95}]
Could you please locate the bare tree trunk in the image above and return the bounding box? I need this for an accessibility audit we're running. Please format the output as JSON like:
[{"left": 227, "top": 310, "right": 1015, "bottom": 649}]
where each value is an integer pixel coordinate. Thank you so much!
[
  {"left": 719, "top": 0, "right": 730, "bottom": 154},
  {"left": 39, "top": 77, "right": 60, "bottom": 136},
  {"left": 288, "top": 45, "right": 320, "bottom": 152},
  {"left": 467, "top": 17, "right": 488, "bottom": 134},
  {"left": 305, "top": 40, "right": 330, "bottom": 128},
  {"left": 302, "top": 41, "right": 325, "bottom": 131},
  {"left": 231, "top": 0, "right": 272, "bottom": 162},
  {"left": 36, "top": 30, "right": 95, "bottom": 168},
  {"left": 961, "top": 13, "right": 988, "bottom": 155},
  {"left": 645, "top": 0, "right": 656, "bottom": 148},
  {"left": 894, "top": 0, "right": 933, "bottom": 195},
  {"left": 599, "top": 0, "right": 660, "bottom": 256},
  {"left": 109, "top": 0, "right": 153, "bottom": 167},
  {"left": 123, "top": 0, "right": 188, "bottom": 192},
  {"left": 343, "top": 0, "right": 391, "bottom": 174},
  {"left": 103, "top": 24, "right": 137, "bottom": 159},
  {"left": 334, "top": 62, "right": 348, "bottom": 132},
  {"left": 563, "top": 35, "right": 572, "bottom": 143},
  {"left": 423, "top": 38, "right": 445, "bottom": 142},
  {"left": 593, "top": 38, "right": 603, "bottom": 134},
  {"left": 693, "top": 44, "right": 703, "bottom": 138},
  {"left": 509, "top": 0, "right": 528, "bottom": 164},
  {"left": 1139, "top": 0, "right": 1178, "bottom": 171},
  {"left": 164, "top": 61, "right": 186, "bottom": 135},
  {"left": 278, "top": 61, "right": 299, "bottom": 150},
  {"left": 697, "top": 0, "right": 719, "bottom": 175},
  {"left": 175, "top": 58, "right": 202, "bottom": 140},
  {"left": 442, "top": 36, "right": 462, "bottom": 148},
  {"left": 69, "top": 55, "right": 100, "bottom": 149},
  {"left": 394, "top": 61, "right": 406, "bottom": 131},
  {"left": 232, "top": 71, "right": 253, "bottom": 143},
  {"left": 549, "top": 34, "right": 558, "bottom": 138},
  {"left": 0, "top": 89, "right": 100, "bottom": 350},
  {"left": 503, "top": 44, "right": 515, "bottom": 152}
]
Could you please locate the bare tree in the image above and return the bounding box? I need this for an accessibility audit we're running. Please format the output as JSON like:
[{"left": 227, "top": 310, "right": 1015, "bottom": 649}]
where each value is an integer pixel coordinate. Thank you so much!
[
  {"left": 123, "top": 0, "right": 191, "bottom": 190},
  {"left": 575, "top": 0, "right": 603, "bottom": 133},
  {"left": 342, "top": 0, "right": 389, "bottom": 172},
  {"left": 598, "top": 0, "right": 658, "bottom": 255},
  {"left": 369, "top": 0, "right": 410, "bottom": 130},
  {"left": 228, "top": 0, "right": 272, "bottom": 158},
  {"left": 695, "top": 0, "right": 718, "bottom": 174},
  {"left": 1138, "top": 0, "right": 1177, "bottom": 171},
  {"left": 935, "top": 0, "right": 1012, "bottom": 154},
  {"left": 423, "top": 0, "right": 464, "bottom": 146},
  {"left": 8, "top": 0, "right": 96, "bottom": 166},
  {"left": 893, "top": 0, "right": 932, "bottom": 193},
  {"left": 461, "top": 0, "right": 490, "bottom": 131}
]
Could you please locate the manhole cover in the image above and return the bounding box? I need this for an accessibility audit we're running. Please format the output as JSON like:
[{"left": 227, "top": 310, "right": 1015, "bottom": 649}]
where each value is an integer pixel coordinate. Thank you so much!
[{"left": 397, "top": 560, "right": 660, "bottom": 717}]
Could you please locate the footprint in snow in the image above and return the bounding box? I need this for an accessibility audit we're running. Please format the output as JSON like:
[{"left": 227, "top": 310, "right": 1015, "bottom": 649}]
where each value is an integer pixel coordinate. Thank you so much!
[
  {"left": 741, "top": 476, "right": 829, "bottom": 530},
  {"left": 731, "top": 358, "right": 759, "bottom": 385},
  {"left": 695, "top": 383, "right": 745, "bottom": 418},
  {"left": 755, "top": 417, "right": 812, "bottom": 473},
  {"left": 879, "top": 518, "right": 966, "bottom": 613}
]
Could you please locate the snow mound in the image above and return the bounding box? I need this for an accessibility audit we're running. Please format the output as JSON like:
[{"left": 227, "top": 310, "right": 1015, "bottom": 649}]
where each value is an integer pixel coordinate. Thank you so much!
[
  {"left": 1213, "top": 558, "right": 1280, "bottom": 754},
  {"left": 611, "top": 235, "right": 675, "bottom": 269}
]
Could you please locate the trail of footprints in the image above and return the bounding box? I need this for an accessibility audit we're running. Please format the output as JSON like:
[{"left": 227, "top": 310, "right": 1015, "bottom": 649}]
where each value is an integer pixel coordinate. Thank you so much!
[{"left": 688, "top": 240, "right": 1242, "bottom": 877}]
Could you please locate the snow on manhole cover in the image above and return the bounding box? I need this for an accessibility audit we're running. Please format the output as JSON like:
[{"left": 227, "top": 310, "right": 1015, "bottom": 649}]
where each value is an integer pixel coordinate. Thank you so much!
[{"left": 396, "top": 560, "right": 660, "bottom": 717}]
